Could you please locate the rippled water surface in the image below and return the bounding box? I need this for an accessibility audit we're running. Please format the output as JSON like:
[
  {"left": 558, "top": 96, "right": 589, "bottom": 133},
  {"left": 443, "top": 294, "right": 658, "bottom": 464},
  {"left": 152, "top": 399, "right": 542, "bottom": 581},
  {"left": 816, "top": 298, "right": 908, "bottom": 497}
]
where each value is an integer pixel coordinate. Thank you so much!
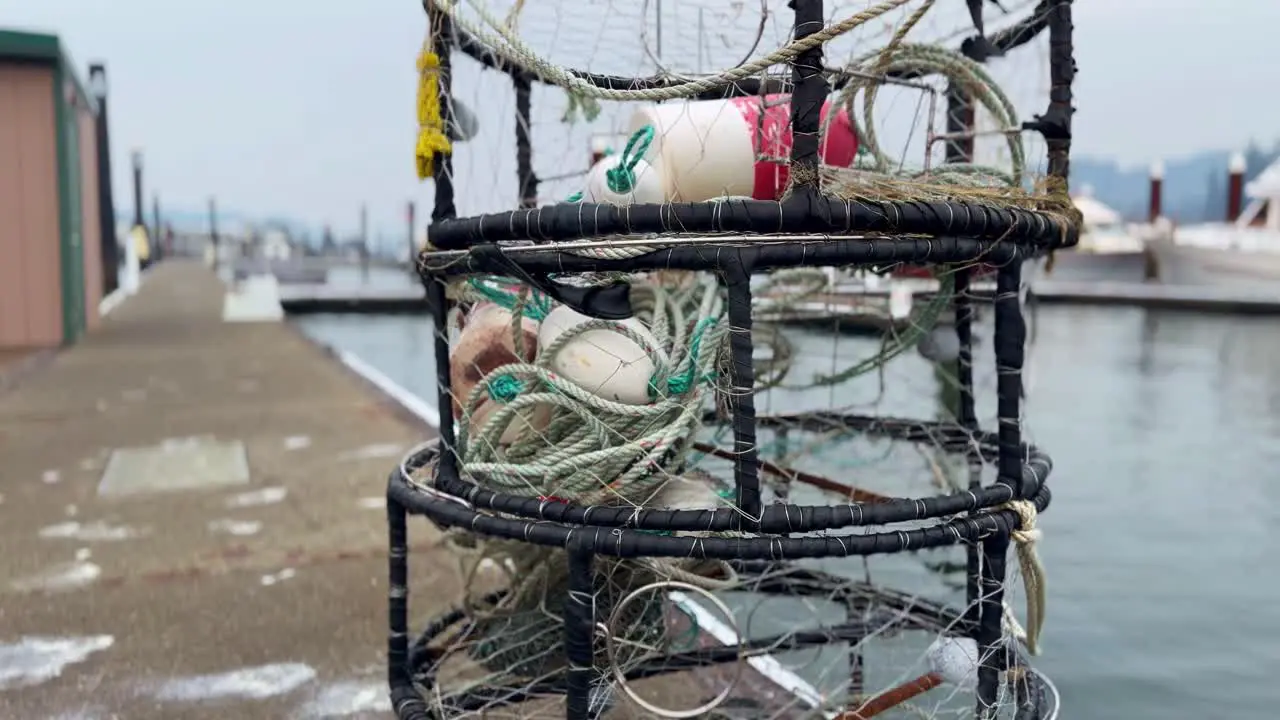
[{"left": 299, "top": 302, "right": 1280, "bottom": 719}]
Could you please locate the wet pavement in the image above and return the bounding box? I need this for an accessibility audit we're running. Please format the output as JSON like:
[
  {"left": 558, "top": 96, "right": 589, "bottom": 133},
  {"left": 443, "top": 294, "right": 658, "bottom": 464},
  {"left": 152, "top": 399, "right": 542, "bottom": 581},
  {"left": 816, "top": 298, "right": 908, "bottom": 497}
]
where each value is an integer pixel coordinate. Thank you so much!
[
  {"left": 0, "top": 262, "right": 446, "bottom": 718},
  {"left": 0, "top": 261, "right": 801, "bottom": 719}
]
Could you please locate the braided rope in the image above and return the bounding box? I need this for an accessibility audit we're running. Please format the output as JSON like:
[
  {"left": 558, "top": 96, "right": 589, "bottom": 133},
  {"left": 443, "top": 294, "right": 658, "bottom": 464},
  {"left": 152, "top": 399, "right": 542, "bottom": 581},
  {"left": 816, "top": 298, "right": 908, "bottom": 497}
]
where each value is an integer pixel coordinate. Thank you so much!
[
  {"left": 1000, "top": 499, "right": 1047, "bottom": 656},
  {"left": 434, "top": 0, "right": 919, "bottom": 102},
  {"left": 446, "top": 276, "right": 740, "bottom": 677},
  {"left": 826, "top": 43, "right": 1025, "bottom": 183},
  {"left": 457, "top": 278, "right": 724, "bottom": 504}
]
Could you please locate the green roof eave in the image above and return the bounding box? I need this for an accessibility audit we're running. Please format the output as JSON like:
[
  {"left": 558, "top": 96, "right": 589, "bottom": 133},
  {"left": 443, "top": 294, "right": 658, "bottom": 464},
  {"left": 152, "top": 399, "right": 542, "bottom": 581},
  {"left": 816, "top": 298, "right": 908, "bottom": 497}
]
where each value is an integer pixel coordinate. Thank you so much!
[
  {"left": 0, "top": 28, "right": 98, "bottom": 114},
  {"left": 0, "top": 28, "right": 60, "bottom": 63}
]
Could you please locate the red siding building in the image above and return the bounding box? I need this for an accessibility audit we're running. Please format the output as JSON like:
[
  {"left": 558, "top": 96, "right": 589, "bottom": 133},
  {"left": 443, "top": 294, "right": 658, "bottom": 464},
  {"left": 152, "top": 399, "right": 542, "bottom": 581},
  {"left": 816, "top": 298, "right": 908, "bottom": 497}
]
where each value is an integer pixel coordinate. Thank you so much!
[{"left": 0, "top": 29, "right": 105, "bottom": 349}]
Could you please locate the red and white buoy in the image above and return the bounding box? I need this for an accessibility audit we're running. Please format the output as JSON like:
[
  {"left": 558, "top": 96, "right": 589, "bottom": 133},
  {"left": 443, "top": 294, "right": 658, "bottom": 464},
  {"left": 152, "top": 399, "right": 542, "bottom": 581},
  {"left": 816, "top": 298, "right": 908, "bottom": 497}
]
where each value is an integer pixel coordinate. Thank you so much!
[{"left": 627, "top": 95, "right": 859, "bottom": 202}]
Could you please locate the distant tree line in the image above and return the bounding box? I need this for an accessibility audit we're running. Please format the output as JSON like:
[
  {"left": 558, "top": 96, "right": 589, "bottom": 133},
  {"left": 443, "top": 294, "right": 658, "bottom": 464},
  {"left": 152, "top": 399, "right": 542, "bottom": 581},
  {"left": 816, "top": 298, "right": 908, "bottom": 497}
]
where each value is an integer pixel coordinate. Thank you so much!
[{"left": 1073, "top": 139, "right": 1280, "bottom": 223}]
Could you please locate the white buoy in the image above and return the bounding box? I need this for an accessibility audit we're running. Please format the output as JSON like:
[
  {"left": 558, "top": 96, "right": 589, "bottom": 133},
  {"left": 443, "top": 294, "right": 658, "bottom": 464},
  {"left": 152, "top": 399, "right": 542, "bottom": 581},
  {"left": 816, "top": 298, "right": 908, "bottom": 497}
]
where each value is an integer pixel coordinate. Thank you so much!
[
  {"left": 583, "top": 125, "right": 665, "bottom": 207},
  {"left": 652, "top": 473, "right": 727, "bottom": 537},
  {"left": 917, "top": 325, "right": 961, "bottom": 364},
  {"left": 537, "top": 305, "right": 665, "bottom": 405},
  {"left": 841, "top": 636, "right": 981, "bottom": 717},
  {"left": 926, "top": 636, "right": 980, "bottom": 691},
  {"left": 654, "top": 474, "right": 722, "bottom": 510},
  {"left": 584, "top": 153, "right": 665, "bottom": 206}
]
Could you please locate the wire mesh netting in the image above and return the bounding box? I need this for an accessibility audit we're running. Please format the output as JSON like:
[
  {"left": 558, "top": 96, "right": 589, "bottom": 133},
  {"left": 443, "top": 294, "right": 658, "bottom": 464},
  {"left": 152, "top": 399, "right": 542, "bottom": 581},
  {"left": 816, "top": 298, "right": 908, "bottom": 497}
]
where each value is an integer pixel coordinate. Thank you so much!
[{"left": 390, "top": 0, "right": 1078, "bottom": 718}]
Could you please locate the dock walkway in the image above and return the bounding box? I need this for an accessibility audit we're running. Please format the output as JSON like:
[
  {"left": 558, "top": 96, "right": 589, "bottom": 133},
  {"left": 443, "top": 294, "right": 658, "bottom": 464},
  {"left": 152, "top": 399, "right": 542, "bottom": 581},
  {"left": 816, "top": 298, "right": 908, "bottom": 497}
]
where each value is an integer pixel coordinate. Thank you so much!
[
  {"left": 0, "top": 262, "right": 445, "bottom": 719},
  {"left": 0, "top": 262, "right": 798, "bottom": 719}
]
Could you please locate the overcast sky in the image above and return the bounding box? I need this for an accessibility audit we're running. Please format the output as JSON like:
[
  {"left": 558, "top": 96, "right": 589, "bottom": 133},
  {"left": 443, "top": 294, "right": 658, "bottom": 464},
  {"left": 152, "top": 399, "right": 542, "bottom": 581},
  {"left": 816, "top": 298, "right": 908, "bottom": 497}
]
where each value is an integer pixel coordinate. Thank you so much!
[{"left": 3, "top": 0, "right": 1276, "bottom": 237}]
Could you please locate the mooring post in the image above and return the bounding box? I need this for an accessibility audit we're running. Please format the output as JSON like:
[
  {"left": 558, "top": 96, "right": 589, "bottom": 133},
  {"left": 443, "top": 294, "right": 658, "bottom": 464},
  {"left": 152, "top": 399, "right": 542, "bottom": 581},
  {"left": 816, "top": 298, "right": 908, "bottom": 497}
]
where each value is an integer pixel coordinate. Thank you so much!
[
  {"left": 88, "top": 63, "right": 120, "bottom": 295},
  {"left": 1148, "top": 160, "right": 1164, "bottom": 223},
  {"left": 360, "top": 203, "right": 370, "bottom": 283},
  {"left": 151, "top": 195, "right": 162, "bottom": 263},
  {"left": 131, "top": 151, "right": 144, "bottom": 229},
  {"left": 406, "top": 200, "right": 417, "bottom": 275},
  {"left": 208, "top": 197, "right": 220, "bottom": 271},
  {"left": 1227, "top": 152, "right": 1246, "bottom": 223}
]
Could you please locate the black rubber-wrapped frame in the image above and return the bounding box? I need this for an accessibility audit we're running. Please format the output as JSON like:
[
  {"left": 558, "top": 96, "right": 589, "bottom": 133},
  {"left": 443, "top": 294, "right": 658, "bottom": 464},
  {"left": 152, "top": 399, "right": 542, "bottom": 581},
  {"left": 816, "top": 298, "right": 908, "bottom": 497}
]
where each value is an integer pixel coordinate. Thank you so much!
[{"left": 397, "top": 0, "right": 1076, "bottom": 716}]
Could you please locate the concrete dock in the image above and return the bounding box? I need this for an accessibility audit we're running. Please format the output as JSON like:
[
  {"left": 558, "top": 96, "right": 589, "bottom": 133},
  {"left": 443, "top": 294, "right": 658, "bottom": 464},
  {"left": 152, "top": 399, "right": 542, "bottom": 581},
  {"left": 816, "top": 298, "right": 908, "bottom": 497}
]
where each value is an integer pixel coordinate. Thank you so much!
[
  {"left": 0, "top": 262, "right": 808, "bottom": 719},
  {"left": 0, "top": 262, "right": 443, "bottom": 719},
  {"left": 276, "top": 273, "right": 1280, "bottom": 318}
]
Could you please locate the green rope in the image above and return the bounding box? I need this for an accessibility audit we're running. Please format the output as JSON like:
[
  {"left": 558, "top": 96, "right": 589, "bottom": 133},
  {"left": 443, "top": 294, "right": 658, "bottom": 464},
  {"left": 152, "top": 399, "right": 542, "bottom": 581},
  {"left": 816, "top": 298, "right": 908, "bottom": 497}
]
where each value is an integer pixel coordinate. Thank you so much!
[
  {"left": 457, "top": 278, "right": 726, "bottom": 506},
  {"left": 435, "top": 32, "right": 1045, "bottom": 692},
  {"left": 486, "top": 374, "right": 524, "bottom": 403},
  {"left": 604, "top": 125, "right": 655, "bottom": 195},
  {"left": 659, "top": 315, "right": 717, "bottom": 397},
  {"left": 810, "top": 271, "right": 955, "bottom": 387},
  {"left": 466, "top": 276, "right": 552, "bottom": 320},
  {"left": 826, "top": 43, "right": 1026, "bottom": 184}
]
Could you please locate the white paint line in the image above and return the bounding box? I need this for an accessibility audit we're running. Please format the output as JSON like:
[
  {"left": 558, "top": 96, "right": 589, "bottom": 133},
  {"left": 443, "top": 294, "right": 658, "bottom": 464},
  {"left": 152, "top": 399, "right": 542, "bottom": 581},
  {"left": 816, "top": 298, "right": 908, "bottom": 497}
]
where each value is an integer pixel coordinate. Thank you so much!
[
  {"left": 98, "top": 265, "right": 152, "bottom": 318},
  {"left": 298, "top": 679, "right": 393, "bottom": 717},
  {"left": 260, "top": 568, "right": 297, "bottom": 586},
  {"left": 150, "top": 662, "right": 316, "bottom": 702},
  {"left": 667, "top": 590, "right": 832, "bottom": 715},
  {"left": 335, "top": 443, "right": 404, "bottom": 462},
  {"left": 284, "top": 435, "right": 313, "bottom": 451},
  {"left": 98, "top": 287, "right": 127, "bottom": 317},
  {"left": 38, "top": 521, "right": 146, "bottom": 542},
  {"left": 0, "top": 635, "right": 115, "bottom": 690},
  {"left": 11, "top": 561, "right": 102, "bottom": 593},
  {"left": 50, "top": 710, "right": 108, "bottom": 720},
  {"left": 225, "top": 486, "right": 288, "bottom": 508},
  {"left": 333, "top": 351, "right": 828, "bottom": 710},
  {"left": 332, "top": 349, "right": 440, "bottom": 428},
  {"left": 208, "top": 518, "right": 263, "bottom": 536}
]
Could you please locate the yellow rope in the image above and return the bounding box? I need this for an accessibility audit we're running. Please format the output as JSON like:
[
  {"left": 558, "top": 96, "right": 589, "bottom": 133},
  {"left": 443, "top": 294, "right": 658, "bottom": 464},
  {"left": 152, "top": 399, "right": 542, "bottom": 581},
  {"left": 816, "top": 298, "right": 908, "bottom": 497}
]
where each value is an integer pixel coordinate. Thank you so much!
[{"left": 415, "top": 50, "right": 453, "bottom": 180}]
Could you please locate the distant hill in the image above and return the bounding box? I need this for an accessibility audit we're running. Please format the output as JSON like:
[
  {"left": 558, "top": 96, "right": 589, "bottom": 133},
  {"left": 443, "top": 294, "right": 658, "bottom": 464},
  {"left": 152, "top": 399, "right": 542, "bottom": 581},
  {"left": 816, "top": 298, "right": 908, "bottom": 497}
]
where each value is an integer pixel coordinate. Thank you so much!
[
  {"left": 1071, "top": 140, "right": 1280, "bottom": 223},
  {"left": 119, "top": 141, "right": 1280, "bottom": 234}
]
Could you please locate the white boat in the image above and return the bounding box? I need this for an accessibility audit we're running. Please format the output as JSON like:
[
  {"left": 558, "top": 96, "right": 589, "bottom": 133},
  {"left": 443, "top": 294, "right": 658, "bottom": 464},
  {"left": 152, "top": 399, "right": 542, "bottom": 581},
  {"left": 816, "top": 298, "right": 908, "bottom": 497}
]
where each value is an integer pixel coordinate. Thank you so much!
[
  {"left": 1029, "top": 191, "right": 1158, "bottom": 284},
  {"left": 1146, "top": 157, "right": 1280, "bottom": 289}
]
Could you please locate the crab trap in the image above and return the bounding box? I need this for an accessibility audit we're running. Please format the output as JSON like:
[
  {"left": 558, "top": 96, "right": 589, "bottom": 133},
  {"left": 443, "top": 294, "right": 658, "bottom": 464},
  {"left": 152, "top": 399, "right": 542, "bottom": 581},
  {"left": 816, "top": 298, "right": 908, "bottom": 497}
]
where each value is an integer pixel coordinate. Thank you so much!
[{"left": 388, "top": 0, "right": 1079, "bottom": 718}]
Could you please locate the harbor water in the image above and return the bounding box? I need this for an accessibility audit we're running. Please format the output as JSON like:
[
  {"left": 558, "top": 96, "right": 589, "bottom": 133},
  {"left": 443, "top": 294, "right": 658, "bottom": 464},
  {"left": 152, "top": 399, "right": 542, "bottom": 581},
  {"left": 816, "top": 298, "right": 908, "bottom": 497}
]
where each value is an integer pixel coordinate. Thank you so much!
[{"left": 297, "top": 284, "right": 1280, "bottom": 718}]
